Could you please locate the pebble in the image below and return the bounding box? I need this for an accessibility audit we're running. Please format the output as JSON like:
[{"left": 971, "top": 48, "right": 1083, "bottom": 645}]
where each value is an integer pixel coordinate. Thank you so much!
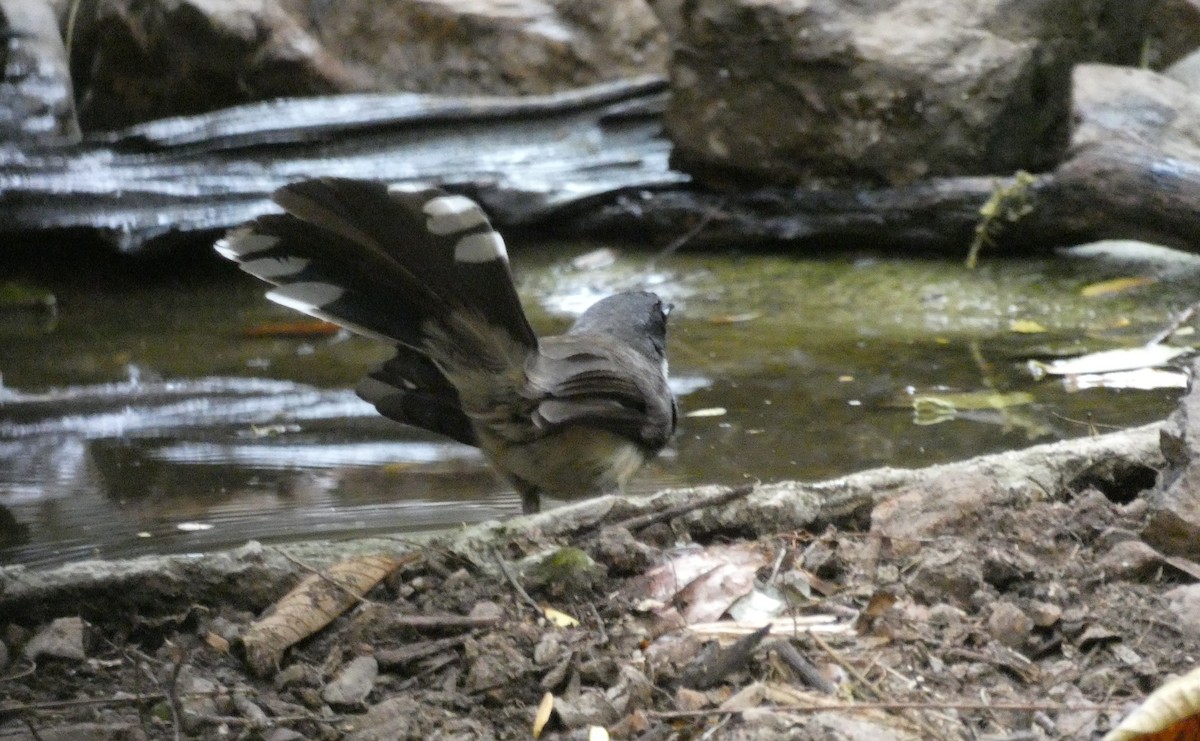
[{"left": 322, "top": 655, "right": 378, "bottom": 707}]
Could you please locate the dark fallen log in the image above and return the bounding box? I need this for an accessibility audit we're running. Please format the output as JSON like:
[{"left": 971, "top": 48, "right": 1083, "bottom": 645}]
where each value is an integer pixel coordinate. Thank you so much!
[
  {"left": 1, "top": 75, "right": 1198, "bottom": 255},
  {"left": 571, "top": 140, "right": 1200, "bottom": 254}
]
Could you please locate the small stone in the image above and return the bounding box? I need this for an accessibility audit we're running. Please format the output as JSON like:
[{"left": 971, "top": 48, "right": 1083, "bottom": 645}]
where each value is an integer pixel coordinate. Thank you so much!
[
  {"left": 1097, "top": 540, "right": 1162, "bottom": 580},
  {"left": 1026, "top": 601, "right": 1062, "bottom": 628},
  {"left": 469, "top": 601, "right": 504, "bottom": 622},
  {"left": 553, "top": 687, "right": 620, "bottom": 729},
  {"left": 987, "top": 602, "right": 1034, "bottom": 648},
  {"left": 275, "top": 662, "right": 320, "bottom": 690},
  {"left": 322, "top": 655, "right": 378, "bottom": 707},
  {"left": 23, "top": 617, "right": 87, "bottom": 661},
  {"left": 675, "top": 687, "right": 709, "bottom": 711},
  {"left": 1163, "top": 583, "right": 1200, "bottom": 635}
]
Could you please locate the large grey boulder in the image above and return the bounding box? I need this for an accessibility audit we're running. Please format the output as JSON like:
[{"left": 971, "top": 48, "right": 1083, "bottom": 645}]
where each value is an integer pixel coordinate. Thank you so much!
[
  {"left": 651, "top": 0, "right": 1153, "bottom": 187},
  {"left": 69, "top": 0, "right": 668, "bottom": 129}
]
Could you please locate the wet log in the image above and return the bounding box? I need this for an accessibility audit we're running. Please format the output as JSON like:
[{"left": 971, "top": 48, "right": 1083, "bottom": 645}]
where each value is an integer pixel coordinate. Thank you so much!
[
  {"left": 0, "top": 75, "right": 1198, "bottom": 255},
  {"left": 0, "top": 76, "right": 683, "bottom": 252},
  {"left": 575, "top": 140, "right": 1200, "bottom": 255}
]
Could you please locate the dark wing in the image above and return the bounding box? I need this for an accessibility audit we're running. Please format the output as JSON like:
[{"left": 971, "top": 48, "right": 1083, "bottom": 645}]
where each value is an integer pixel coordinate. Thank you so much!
[
  {"left": 525, "top": 335, "right": 676, "bottom": 451},
  {"left": 357, "top": 348, "right": 477, "bottom": 446}
]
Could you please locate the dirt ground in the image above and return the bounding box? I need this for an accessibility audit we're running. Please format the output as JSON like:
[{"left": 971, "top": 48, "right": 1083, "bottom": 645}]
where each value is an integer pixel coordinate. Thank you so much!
[{"left": 1, "top": 423, "right": 1197, "bottom": 740}]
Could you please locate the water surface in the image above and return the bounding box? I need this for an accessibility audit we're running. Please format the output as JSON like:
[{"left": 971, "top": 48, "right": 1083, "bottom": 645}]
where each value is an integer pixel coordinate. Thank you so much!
[{"left": 2, "top": 239, "right": 1194, "bottom": 567}]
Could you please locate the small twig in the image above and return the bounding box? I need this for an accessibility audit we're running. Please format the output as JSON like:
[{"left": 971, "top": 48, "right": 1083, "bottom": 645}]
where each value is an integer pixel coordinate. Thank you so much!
[
  {"left": 609, "top": 484, "right": 754, "bottom": 533},
  {"left": 769, "top": 640, "right": 836, "bottom": 694},
  {"left": 697, "top": 712, "right": 734, "bottom": 740},
  {"left": 384, "top": 614, "right": 502, "bottom": 630},
  {"left": 167, "top": 645, "right": 186, "bottom": 741},
  {"left": 1, "top": 693, "right": 167, "bottom": 713},
  {"left": 21, "top": 717, "right": 45, "bottom": 741},
  {"left": 587, "top": 602, "right": 610, "bottom": 645},
  {"left": 809, "top": 632, "right": 884, "bottom": 701},
  {"left": 376, "top": 635, "right": 469, "bottom": 669},
  {"left": 1147, "top": 300, "right": 1200, "bottom": 345},
  {"left": 655, "top": 198, "right": 726, "bottom": 260},
  {"left": 491, "top": 547, "right": 542, "bottom": 614},
  {"left": 810, "top": 632, "right": 947, "bottom": 740}
]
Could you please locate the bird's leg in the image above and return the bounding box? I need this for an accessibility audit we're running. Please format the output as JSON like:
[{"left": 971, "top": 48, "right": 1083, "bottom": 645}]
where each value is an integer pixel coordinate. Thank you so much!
[{"left": 512, "top": 478, "right": 542, "bottom": 514}]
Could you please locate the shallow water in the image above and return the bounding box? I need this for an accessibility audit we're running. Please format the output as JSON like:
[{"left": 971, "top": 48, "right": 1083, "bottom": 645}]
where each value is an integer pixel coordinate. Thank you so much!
[{"left": 2, "top": 239, "right": 1196, "bottom": 567}]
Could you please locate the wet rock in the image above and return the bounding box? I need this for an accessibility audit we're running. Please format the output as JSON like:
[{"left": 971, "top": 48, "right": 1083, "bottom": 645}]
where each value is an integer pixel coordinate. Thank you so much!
[
  {"left": 322, "top": 655, "right": 378, "bottom": 707},
  {"left": 987, "top": 601, "right": 1034, "bottom": 649},
  {"left": 1097, "top": 540, "right": 1163, "bottom": 580},
  {"left": 652, "top": 0, "right": 1151, "bottom": 187},
  {"left": 74, "top": 0, "right": 359, "bottom": 130},
  {"left": 306, "top": 0, "right": 668, "bottom": 95},
  {"left": 1144, "top": 359, "right": 1200, "bottom": 558},
  {"left": 23, "top": 616, "right": 86, "bottom": 661},
  {"left": 1163, "top": 583, "right": 1200, "bottom": 635},
  {"left": 72, "top": 0, "right": 668, "bottom": 129},
  {"left": 1072, "top": 64, "right": 1200, "bottom": 161}
]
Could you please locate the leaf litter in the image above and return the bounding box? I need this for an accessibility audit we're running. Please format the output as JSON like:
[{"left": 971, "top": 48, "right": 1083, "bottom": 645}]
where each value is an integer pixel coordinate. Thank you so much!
[{"left": 3, "top": 433, "right": 1200, "bottom": 740}]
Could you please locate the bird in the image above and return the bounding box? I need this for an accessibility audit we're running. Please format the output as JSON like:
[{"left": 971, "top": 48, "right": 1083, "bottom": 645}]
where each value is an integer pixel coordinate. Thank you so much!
[{"left": 215, "top": 178, "right": 676, "bottom": 513}]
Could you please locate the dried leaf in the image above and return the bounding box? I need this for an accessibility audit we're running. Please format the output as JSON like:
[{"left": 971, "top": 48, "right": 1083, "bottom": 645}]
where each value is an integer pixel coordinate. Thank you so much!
[
  {"left": 642, "top": 545, "right": 769, "bottom": 624},
  {"left": 1080, "top": 276, "right": 1156, "bottom": 297},
  {"left": 240, "top": 320, "right": 340, "bottom": 338},
  {"left": 533, "top": 692, "right": 554, "bottom": 738},
  {"left": 1062, "top": 368, "right": 1189, "bottom": 392},
  {"left": 542, "top": 605, "right": 580, "bottom": 628},
  {"left": 1028, "top": 345, "right": 1191, "bottom": 378},
  {"left": 1010, "top": 319, "right": 1048, "bottom": 333},
  {"left": 708, "top": 312, "right": 761, "bottom": 324},
  {"left": 241, "top": 553, "right": 415, "bottom": 676},
  {"left": 1104, "top": 666, "right": 1200, "bottom": 741},
  {"left": 685, "top": 407, "right": 727, "bottom": 418},
  {"left": 727, "top": 588, "right": 787, "bottom": 624}
]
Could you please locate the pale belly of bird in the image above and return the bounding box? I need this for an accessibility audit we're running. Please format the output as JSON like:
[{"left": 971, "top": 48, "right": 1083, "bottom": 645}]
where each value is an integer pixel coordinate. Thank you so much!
[{"left": 480, "top": 426, "right": 648, "bottom": 500}]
